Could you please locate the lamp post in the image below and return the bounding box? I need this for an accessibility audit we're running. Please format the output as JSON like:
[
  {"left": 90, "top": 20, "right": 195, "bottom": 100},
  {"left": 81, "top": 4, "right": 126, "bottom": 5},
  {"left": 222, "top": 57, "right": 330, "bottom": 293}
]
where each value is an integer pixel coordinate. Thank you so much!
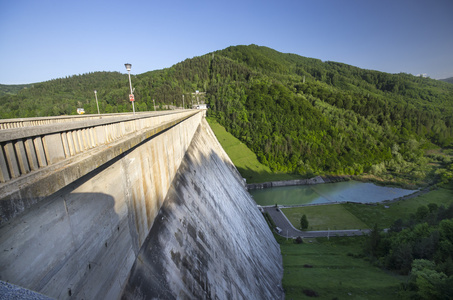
[
  {"left": 94, "top": 90, "right": 100, "bottom": 116},
  {"left": 124, "top": 63, "right": 135, "bottom": 115}
]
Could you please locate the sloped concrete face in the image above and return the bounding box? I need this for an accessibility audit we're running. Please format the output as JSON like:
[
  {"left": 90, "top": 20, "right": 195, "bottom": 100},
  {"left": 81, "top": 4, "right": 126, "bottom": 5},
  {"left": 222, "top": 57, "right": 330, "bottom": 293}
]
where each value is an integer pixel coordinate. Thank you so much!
[{"left": 122, "top": 120, "right": 284, "bottom": 300}]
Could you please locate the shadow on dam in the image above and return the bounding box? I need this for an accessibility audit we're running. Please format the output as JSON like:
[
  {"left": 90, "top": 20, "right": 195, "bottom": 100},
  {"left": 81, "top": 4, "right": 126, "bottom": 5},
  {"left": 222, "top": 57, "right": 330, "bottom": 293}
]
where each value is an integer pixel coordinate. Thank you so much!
[
  {"left": 0, "top": 190, "right": 124, "bottom": 299},
  {"left": 0, "top": 119, "right": 284, "bottom": 299}
]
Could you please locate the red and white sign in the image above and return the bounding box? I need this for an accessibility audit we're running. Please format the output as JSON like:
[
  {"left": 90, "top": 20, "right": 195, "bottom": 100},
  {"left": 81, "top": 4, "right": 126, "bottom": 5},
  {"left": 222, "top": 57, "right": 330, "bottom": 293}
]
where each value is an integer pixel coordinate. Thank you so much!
[{"left": 129, "top": 94, "right": 135, "bottom": 102}]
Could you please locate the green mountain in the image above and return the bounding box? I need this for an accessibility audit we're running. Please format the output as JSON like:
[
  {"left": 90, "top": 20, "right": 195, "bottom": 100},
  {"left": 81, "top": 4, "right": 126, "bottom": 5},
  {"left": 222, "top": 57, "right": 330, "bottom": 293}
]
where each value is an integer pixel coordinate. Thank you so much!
[
  {"left": 440, "top": 77, "right": 453, "bottom": 84},
  {"left": 1, "top": 45, "right": 453, "bottom": 181}
]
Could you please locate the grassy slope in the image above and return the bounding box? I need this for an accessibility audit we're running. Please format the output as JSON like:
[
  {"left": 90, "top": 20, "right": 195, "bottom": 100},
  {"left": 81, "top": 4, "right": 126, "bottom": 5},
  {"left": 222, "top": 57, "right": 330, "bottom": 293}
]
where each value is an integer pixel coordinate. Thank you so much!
[
  {"left": 279, "top": 236, "right": 404, "bottom": 300},
  {"left": 281, "top": 204, "right": 369, "bottom": 231},
  {"left": 206, "top": 117, "right": 304, "bottom": 183}
]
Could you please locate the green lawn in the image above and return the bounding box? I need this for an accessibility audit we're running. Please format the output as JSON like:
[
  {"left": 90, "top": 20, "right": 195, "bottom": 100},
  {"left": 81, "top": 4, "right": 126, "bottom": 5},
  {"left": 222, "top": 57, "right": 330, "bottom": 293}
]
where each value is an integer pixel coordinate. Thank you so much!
[
  {"left": 206, "top": 118, "right": 304, "bottom": 183},
  {"left": 281, "top": 204, "right": 369, "bottom": 231},
  {"left": 280, "top": 236, "right": 405, "bottom": 300}
]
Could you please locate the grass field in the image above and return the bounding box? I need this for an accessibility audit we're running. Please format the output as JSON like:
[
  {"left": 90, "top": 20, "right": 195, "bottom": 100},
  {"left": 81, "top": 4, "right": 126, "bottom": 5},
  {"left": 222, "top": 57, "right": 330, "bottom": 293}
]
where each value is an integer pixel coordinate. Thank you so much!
[
  {"left": 279, "top": 236, "right": 405, "bottom": 300},
  {"left": 281, "top": 204, "right": 369, "bottom": 231},
  {"left": 206, "top": 118, "right": 304, "bottom": 183}
]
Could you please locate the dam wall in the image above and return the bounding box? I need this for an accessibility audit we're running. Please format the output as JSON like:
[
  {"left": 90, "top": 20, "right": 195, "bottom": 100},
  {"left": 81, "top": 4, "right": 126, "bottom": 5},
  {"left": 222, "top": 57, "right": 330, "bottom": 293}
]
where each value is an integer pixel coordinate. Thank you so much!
[
  {"left": 122, "top": 119, "right": 283, "bottom": 299},
  {"left": 0, "top": 112, "right": 283, "bottom": 299},
  {"left": 0, "top": 111, "right": 203, "bottom": 299}
]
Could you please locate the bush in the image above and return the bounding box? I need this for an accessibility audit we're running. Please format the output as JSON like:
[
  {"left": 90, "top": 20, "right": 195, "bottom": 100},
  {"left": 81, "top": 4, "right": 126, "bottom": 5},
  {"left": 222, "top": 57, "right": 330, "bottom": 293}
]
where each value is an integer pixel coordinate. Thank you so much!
[
  {"left": 301, "top": 214, "right": 309, "bottom": 230},
  {"left": 302, "top": 289, "right": 319, "bottom": 297}
]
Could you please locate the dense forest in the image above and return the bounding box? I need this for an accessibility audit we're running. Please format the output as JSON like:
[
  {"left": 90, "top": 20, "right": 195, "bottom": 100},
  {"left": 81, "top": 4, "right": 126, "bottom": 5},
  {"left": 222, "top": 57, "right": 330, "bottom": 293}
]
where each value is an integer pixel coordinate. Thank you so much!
[{"left": 1, "top": 44, "right": 453, "bottom": 182}]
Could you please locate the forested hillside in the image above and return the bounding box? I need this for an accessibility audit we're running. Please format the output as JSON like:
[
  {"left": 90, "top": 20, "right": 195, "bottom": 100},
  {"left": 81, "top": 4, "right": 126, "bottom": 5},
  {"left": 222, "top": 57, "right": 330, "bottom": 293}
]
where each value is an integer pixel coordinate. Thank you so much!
[
  {"left": 441, "top": 77, "right": 453, "bottom": 84},
  {"left": 1, "top": 45, "right": 453, "bottom": 181}
]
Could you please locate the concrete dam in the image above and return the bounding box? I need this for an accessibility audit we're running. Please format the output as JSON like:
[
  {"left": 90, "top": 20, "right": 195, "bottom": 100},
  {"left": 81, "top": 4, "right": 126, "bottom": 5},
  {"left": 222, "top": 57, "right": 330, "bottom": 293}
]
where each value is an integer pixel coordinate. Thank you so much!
[{"left": 0, "top": 111, "right": 283, "bottom": 299}]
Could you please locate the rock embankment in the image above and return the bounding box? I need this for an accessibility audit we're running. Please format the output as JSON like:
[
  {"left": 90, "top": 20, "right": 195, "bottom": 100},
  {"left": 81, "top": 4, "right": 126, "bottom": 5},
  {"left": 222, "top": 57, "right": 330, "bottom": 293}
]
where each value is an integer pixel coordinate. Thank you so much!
[
  {"left": 247, "top": 176, "right": 325, "bottom": 190},
  {"left": 247, "top": 175, "right": 352, "bottom": 190}
]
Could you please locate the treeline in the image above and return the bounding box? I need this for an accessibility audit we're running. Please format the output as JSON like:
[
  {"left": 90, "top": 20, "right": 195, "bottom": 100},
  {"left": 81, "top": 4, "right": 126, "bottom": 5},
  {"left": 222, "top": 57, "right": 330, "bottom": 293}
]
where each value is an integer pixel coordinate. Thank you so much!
[
  {"left": 0, "top": 83, "right": 32, "bottom": 96},
  {"left": 364, "top": 203, "right": 453, "bottom": 299},
  {"left": 440, "top": 77, "right": 453, "bottom": 84},
  {"left": 0, "top": 72, "right": 128, "bottom": 118},
  {"left": 1, "top": 45, "right": 453, "bottom": 181}
]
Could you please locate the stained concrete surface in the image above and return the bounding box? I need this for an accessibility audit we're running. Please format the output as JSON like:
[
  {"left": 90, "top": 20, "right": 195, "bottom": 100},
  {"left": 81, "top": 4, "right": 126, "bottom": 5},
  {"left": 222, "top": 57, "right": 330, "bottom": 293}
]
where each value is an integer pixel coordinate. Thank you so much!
[{"left": 122, "top": 120, "right": 284, "bottom": 299}]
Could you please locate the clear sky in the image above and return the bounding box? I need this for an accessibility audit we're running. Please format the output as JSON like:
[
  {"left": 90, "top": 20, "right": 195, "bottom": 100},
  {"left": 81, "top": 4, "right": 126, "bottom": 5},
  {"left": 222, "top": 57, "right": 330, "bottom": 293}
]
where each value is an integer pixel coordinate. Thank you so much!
[{"left": 0, "top": 0, "right": 452, "bottom": 84}]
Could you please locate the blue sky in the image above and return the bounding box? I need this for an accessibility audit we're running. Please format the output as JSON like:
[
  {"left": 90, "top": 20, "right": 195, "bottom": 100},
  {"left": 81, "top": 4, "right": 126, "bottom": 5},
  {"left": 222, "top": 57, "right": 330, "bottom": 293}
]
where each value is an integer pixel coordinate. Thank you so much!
[{"left": 0, "top": 0, "right": 452, "bottom": 84}]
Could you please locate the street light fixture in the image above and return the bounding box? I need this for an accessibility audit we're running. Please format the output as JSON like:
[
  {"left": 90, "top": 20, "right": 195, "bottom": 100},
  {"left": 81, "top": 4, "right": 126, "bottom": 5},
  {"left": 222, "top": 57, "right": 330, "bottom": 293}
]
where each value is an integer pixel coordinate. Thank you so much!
[
  {"left": 124, "top": 63, "right": 135, "bottom": 115},
  {"left": 94, "top": 90, "right": 100, "bottom": 116}
]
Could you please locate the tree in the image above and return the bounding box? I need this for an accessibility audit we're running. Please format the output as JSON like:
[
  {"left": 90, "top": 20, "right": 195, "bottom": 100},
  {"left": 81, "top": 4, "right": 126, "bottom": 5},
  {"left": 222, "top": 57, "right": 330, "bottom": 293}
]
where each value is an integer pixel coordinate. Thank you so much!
[
  {"left": 367, "top": 223, "right": 382, "bottom": 257},
  {"left": 408, "top": 259, "right": 449, "bottom": 300},
  {"left": 416, "top": 206, "right": 429, "bottom": 221},
  {"left": 300, "top": 214, "right": 309, "bottom": 230}
]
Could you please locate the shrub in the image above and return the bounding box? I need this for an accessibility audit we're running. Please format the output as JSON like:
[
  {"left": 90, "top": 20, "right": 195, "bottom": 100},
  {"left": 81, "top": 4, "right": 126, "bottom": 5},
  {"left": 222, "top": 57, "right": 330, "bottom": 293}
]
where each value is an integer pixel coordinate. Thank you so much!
[
  {"left": 302, "top": 289, "right": 319, "bottom": 297},
  {"left": 301, "top": 214, "right": 309, "bottom": 230}
]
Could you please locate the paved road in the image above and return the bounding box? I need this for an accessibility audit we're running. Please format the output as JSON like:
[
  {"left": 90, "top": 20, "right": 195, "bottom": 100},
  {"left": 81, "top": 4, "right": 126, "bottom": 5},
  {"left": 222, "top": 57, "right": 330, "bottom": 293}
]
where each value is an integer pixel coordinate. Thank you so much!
[{"left": 263, "top": 206, "right": 371, "bottom": 238}]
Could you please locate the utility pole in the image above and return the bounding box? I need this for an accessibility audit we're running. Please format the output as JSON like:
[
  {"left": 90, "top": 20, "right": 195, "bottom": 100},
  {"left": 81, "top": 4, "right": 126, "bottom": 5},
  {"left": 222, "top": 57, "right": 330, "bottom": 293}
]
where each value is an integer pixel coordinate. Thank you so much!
[
  {"left": 124, "top": 63, "right": 135, "bottom": 115},
  {"left": 94, "top": 90, "right": 100, "bottom": 116},
  {"left": 182, "top": 94, "right": 184, "bottom": 109}
]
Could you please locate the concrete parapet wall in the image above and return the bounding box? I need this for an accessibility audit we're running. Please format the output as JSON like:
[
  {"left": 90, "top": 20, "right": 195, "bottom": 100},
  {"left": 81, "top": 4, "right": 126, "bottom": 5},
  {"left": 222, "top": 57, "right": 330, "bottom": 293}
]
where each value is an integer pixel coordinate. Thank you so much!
[
  {"left": 0, "top": 111, "right": 203, "bottom": 299},
  {"left": 0, "top": 112, "right": 166, "bottom": 130},
  {"left": 0, "top": 111, "right": 197, "bottom": 184},
  {"left": 0, "top": 111, "right": 198, "bottom": 223}
]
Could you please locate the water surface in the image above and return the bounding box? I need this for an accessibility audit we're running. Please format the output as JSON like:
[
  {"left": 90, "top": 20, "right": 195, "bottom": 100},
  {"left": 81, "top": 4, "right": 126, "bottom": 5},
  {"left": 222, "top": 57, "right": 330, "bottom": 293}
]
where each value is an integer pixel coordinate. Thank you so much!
[{"left": 249, "top": 181, "right": 415, "bottom": 206}]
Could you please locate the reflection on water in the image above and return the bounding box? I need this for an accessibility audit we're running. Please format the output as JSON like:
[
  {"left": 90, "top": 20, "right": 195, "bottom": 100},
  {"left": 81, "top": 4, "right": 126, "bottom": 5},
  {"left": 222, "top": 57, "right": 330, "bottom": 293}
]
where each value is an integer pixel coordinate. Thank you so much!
[{"left": 249, "top": 180, "right": 416, "bottom": 206}]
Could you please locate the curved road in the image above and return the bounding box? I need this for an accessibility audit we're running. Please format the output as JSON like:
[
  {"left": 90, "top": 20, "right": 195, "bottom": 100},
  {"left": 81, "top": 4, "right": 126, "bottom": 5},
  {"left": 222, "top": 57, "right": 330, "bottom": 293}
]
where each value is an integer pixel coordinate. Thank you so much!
[{"left": 263, "top": 206, "right": 371, "bottom": 238}]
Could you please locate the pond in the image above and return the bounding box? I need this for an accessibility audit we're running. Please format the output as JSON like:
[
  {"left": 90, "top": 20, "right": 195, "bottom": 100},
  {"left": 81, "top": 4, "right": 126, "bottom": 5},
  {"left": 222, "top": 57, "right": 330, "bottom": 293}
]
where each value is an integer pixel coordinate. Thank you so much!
[{"left": 248, "top": 180, "right": 416, "bottom": 206}]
